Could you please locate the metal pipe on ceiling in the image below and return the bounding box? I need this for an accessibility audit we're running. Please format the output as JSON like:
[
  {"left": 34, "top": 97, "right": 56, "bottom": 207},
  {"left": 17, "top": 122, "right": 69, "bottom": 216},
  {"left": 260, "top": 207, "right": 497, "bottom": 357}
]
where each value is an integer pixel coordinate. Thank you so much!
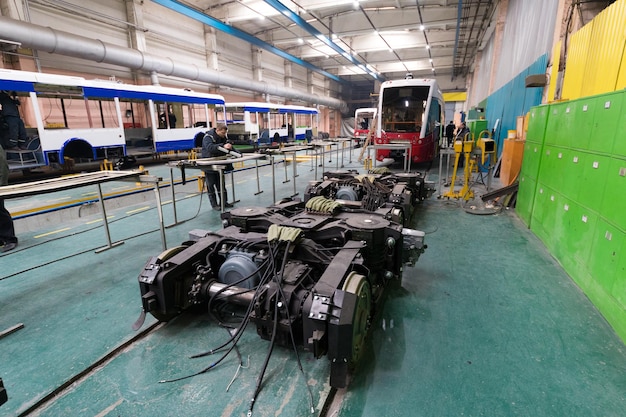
[{"left": 0, "top": 16, "right": 347, "bottom": 112}]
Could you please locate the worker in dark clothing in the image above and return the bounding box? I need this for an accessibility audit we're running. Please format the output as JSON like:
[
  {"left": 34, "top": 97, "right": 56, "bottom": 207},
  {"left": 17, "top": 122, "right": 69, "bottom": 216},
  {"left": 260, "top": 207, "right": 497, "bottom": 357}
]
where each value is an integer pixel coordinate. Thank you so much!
[
  {"left": 0, "top": 91, "right": 27, "bottom": 150},
  {"left": 445, "top": 121, "right": 455, "bottom": 147},
  {"left": 456, "top": 122, "right": 471, "bottom": 141},
  {"left": 0, "top": 144, "right": 18, "bottom": 253},
  {"left": 454, "top": 122, "right": 471, "bottom": 168},
  {"left": 201, "top": 124, "right": 234, "bottom": 211}
]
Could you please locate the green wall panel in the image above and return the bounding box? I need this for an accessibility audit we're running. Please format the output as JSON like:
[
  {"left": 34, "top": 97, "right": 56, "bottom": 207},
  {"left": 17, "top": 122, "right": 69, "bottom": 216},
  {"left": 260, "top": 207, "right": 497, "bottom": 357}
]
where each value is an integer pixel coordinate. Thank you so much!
[
  {"left": 538, "top": 147, "right": 556, "bottom": 189},
  {"left": 545, "top": 103, "right": 567, "bottom": 146},
  {"left": 589, "top": 91, "right": 623, "bottom": 154},
  {"left": 560, "top": 149, "right": 585, "bottom": 199},
  {"left": 610, "top": 236, "right": 626, "bottom": 308},
  {"left": 557, "top": 102, "right": 577, "bottom": 147},
  {"left": 576, "top": 153, "right": 610, "bottom": 212},
  {"left": 569, "top": 97, "right": 595, "bottom": 150},
  {"left": 599, "top": 158, "right": 626, "bottom": 231},
  {"left": 468, "top": 119, "right": 488, "bottom": 140},
  {"left": 564, "top": 202, "right": 598, "bottom": 268},
  {"left": 526, "top": 105, "right": 550, "bottom": 144},
  {"left": 520, "top": 141, "right": 543, "bottom": 180},
  {"left": 516, "top": 174, "right": 536, "bottom": 227},
  {"left": 531, "top": 184, "right": 560, "bottom": 251},
  {"left": 589, "top": 219, "right": 624, "bottom": 295},
  {"left": 530, "top": 183, "right": 550, "bottom": 243},
  {"left": 525, "top": 89, "right": 626, "bottom": 344},
  {"left": 612, "top": 98, "right": 626, "bottom": 157}
]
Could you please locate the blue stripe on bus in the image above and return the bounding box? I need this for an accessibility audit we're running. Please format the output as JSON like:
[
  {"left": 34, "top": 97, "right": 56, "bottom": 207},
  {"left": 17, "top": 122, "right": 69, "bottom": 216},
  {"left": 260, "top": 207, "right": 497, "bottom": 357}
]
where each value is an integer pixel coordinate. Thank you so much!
[
  {"left": 0, "top": 79, "right": 35, "bottom": 92},
  {"left": 82, "top": 86, "right": 225, "bottom": 104},
  {"left": 235, "top": 106, "right": 317, "bottom": 115},
  {"left": 278, "top": 109, "right": 318, "bottom": 114},
  {"left": 154, "top": 139, "right": 194, "bottom": 153}
]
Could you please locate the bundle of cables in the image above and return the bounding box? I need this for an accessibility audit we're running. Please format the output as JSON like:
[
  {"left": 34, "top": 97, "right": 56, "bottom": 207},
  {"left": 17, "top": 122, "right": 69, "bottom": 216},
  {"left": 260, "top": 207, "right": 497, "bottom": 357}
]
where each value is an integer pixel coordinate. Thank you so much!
[{"left": 159, "top": 228, "right": 314, "bottom": 416}]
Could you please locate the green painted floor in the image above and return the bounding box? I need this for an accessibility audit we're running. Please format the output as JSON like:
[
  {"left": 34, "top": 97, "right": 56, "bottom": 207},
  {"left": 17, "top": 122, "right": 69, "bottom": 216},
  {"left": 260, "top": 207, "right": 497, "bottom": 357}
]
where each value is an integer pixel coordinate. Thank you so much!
[{"left": 1, "top": 147, "right": 625, "bottom": 417}]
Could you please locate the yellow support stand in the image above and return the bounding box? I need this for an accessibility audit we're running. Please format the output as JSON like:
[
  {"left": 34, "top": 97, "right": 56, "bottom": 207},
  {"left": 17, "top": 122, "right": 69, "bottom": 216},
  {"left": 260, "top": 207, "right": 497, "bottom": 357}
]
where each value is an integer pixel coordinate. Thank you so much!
[
  {"left": 198, "top": 173, "right": 205, "bottom": 193},
  {"left": 136, "top": 165, "right": 146, "bottom": 186},
  {"left": 363, "top": 157, "right": 372, "bottom": 171},
  {"left": 100, "top": 159, "right": 113, "bottom": 171},
  {"left": 442, "top": 133, "right": 474, "bottom": 200}
]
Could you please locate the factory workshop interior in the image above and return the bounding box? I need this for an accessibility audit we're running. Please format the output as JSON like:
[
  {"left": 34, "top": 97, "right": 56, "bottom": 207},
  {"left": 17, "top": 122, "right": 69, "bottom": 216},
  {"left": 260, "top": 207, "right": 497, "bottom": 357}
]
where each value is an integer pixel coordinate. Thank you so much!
[{"left": 1, "top": 0, "right": 625, "bottom": 416}]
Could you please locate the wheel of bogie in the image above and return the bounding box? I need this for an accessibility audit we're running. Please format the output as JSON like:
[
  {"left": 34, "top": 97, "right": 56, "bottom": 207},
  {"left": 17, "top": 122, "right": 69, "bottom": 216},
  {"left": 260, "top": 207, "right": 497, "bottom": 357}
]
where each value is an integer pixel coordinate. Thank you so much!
[
  {"left": 156, "top": 245, "right": 188, "bottom": 262},
  {"left": 150, "top": 245, "right": 190, "bottom": 322},
  {"left": 342, "top": 271, "right": 372, "bottom": 364}
]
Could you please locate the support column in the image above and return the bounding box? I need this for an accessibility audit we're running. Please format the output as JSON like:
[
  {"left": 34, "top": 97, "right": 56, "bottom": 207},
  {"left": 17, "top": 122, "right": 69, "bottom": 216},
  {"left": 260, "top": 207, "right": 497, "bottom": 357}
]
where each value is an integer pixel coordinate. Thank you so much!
[
  {"left": 252, "top": 47, "right": 263, "bottom": 82},
  {"left": 124, "top": 0, "right": 149, "bottom": 84},
  {"left": 124, "top": 0, "right": 147, "bottom": 52},
  {"left": 307, "top": 70, "right": 314, "bottom": 95},
  {"left": 284, "top": 61, "right": 293, "bottom": 89},
  {"left": 487, "top": 0, "right": 508, "bottom": 96},
  {"left": 205, "top": 27, "right": 219, "bottom": 71}
]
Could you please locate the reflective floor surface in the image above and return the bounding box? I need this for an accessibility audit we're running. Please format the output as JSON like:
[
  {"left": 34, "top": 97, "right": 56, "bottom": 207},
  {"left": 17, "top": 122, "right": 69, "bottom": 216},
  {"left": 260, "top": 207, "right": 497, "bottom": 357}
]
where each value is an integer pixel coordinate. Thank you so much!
[{"left": 1, "top": 146, "right": 625, "bottom": 417}]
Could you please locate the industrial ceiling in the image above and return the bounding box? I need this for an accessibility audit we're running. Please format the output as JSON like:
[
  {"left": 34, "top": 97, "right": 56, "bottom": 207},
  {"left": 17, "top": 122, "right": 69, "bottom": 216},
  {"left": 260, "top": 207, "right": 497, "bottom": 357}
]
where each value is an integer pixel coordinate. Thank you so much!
[{"left": 155, "top": 0, "right": 498, "bottom": 91}]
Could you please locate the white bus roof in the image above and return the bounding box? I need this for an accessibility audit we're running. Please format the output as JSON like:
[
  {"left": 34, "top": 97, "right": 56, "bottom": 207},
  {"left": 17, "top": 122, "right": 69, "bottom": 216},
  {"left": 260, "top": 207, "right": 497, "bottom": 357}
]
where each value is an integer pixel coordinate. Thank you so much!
[
  {"left": 0, "top": 68, "right": 225, "bottom": 105},
  {"left": 355, "top": 107, "right": 377, "bottom": 115},
  {"left": 226, "top": 102, "right": 318, "bottom": 114}
]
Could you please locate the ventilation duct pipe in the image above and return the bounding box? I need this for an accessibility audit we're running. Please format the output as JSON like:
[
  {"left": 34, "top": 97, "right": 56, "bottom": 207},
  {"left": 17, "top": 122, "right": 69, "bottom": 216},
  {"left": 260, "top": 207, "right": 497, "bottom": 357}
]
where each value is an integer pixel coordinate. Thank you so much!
[{"left": 0, "top": 16, "right": 347, "bottom": 112}]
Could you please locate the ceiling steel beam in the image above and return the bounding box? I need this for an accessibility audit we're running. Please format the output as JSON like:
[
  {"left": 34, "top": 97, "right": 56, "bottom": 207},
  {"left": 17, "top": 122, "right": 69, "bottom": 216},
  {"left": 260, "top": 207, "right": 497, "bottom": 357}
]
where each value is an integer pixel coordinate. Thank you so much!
[
  {"left": 261, "top": 0, "right": 384, "bottom": 81},
  {"left": 151, "top": 0, "right": 345, "bottom": 83}
]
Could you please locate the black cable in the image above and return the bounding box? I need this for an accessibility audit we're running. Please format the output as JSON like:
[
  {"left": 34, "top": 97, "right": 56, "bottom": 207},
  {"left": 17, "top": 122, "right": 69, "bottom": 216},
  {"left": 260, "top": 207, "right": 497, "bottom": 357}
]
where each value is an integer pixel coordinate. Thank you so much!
[
  {"left": 272, "top": 241, "right": 316, "bottom": 413},
  {"left": 192, "top": 241, "right": 281, "bottom": 361},
  {"left": 194, "top": 265, "right": 272, "bottom": 359},
  {"left": 247, "top": 241, "right": 286, "bottom": 417}
]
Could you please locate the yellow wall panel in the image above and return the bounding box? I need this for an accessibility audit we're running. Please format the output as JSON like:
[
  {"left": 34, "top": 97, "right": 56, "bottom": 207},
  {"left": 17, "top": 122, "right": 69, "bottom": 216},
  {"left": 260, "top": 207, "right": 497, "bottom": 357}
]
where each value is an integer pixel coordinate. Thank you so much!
[
  {"left": 615, "top": 8, "right": 626, "bottom": 89},
  {"left": 561, "top": 22, "right": 593, "bottom": 100},
  {"left": 548, "top": 41, "right": 561, "bottom": 102},
  {"left": 581, "top": 1, "right": 626, "bottom": 96},
  {"left": 618, "top": 50, "right": 626, "bottom": 90},
  {"left": 443, "top": 92, "right": 467, "bottom": 102}
]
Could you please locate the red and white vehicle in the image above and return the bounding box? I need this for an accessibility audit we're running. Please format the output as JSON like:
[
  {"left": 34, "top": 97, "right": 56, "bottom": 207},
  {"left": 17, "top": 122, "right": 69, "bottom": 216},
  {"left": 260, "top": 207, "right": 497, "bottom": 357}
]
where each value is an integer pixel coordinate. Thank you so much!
[
  {"left": 353, "top": 107, "right": 376, "bottom": 145},
  {"left": 374, "top": 77, "right": 444, "bottom": 165}
]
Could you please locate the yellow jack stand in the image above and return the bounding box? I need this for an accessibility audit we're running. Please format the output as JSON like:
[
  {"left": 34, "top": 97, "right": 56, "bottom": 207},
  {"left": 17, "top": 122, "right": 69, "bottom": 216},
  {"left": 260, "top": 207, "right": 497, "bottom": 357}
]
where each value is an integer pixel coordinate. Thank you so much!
[
  {"left": 100, "top": 159, "right": 113, "bottom": 171},
  {"left": 442, "top": 138, "right": 474, "bottom": 200}
]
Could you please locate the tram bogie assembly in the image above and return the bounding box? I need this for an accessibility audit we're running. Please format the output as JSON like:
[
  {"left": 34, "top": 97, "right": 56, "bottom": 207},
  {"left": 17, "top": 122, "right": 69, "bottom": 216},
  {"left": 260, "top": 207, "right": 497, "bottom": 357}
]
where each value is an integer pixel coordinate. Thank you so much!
[{"left": 137, "top": 198, "right": 426, "bottom": 389}]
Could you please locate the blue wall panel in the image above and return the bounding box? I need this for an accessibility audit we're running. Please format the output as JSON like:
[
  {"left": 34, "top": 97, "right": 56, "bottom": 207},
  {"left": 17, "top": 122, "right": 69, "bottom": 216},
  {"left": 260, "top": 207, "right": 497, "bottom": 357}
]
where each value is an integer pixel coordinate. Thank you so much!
[{"left": 484, "top": 54, "right": 548, "bottom": 157}]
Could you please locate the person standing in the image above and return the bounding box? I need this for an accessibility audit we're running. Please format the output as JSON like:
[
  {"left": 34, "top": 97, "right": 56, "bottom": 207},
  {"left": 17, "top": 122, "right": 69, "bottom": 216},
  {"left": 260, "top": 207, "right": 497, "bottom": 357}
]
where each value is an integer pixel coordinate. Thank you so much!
[
  {"left": 0, "top": 91, "right": 27, "bottom": 150},
  {"left": 201, "top": 124, "right": 234, "bottom": 211},
  {"left": 0, "top": 144, "right": 18, "bottom": 253},
  {"left": 445, "top": 121, "right": 456, "bottom": 147},
  {"left": 456, "top": 122, "right": 471, "bottom": 141}
]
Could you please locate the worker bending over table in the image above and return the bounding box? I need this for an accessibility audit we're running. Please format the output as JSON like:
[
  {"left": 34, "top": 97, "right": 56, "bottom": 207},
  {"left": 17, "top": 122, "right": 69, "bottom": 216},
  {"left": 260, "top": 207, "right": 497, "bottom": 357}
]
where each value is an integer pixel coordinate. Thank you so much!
[{"left": 201, "top": 123, "right": 234, "bottom": 211}]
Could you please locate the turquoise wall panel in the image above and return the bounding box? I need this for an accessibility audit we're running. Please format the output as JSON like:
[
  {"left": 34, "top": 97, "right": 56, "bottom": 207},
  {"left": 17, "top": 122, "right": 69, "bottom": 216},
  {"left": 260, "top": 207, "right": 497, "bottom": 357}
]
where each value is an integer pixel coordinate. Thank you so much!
[{"left": 485, "top": 54, "right": 548, "bottom": 158}]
